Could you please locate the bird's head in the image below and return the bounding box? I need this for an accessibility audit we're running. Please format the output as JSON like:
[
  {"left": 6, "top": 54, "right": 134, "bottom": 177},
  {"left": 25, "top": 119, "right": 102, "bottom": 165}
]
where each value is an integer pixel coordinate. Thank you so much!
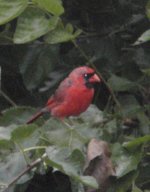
[{"left": 69, "top": 66, "right": 101, "bottom": 88}]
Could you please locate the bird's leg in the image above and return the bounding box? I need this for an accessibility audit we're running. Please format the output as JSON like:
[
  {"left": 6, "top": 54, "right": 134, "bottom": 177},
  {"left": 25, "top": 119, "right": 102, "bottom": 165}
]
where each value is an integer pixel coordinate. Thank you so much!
[
  {"left": 61, "top": 119, "right": 74, "bottom": 148},
  {"left": 61, "top": 118, "right": 73, "bottom": 128}
]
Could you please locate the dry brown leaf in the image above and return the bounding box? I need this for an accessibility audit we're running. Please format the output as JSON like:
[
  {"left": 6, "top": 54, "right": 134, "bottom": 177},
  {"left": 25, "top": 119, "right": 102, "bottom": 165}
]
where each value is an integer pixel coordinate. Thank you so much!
[{"left": 84, "top": 138, "right": 116, "bottom": 192}]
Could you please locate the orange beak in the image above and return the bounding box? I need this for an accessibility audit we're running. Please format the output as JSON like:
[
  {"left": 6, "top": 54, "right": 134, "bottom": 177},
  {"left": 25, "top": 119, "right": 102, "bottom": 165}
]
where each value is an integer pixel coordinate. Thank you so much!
[{"left": 89, "top": 73, "right": 101, "bottom": 83}]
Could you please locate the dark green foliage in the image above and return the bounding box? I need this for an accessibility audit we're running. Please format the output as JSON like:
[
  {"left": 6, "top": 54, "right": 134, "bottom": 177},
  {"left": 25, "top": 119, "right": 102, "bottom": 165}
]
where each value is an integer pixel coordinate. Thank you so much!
[{"left": 0, "top": 0, "right": 150, "bottom": 192}]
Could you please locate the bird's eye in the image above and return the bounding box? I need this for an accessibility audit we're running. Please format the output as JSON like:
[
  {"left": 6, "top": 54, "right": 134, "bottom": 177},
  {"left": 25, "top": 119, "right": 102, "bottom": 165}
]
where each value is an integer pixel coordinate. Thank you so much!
[
  {"left": 84, "top": 73, "right": 88, "bottom": 78},
  {"left": 84, "top": 72, "right": 95, "bottom": 80}
]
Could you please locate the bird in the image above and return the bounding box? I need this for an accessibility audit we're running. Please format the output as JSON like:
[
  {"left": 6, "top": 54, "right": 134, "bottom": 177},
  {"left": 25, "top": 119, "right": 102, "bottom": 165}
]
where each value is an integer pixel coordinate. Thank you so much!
[{"left": 26, "top": 66, "right": 101, "bottom": 124}]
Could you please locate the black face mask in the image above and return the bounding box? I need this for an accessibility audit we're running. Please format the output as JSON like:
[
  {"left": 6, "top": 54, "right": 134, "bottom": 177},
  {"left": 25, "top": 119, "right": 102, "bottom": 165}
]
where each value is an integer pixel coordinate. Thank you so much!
[{"left": 84, "top": 72, "right": 95, "bottom": 88}]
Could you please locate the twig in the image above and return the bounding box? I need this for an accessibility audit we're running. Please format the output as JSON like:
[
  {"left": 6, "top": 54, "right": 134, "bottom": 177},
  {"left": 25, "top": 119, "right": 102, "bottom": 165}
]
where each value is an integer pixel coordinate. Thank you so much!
[
  {"left": 2, "top": 153, "right": 47, "bottom": 192},
  {"left": 0, "top": 90, "right": 17, "bottom": 107},
  {"left": 72, "top": 40, "right": 121, "bottom": 110}
]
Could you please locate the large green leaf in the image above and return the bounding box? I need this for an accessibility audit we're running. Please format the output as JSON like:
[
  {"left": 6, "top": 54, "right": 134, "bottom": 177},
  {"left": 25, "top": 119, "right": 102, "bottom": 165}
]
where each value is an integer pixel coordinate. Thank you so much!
[
  {"left": 42, "top": 117, "right": 99, "bottom": 149},
  {"left": 42, "top": 119, "right": 87, "bottom": 149},
  {"left": 108, "top": 74, "right": 136, "bottom": 92},
  {"left": 78, "top": 104, "right": 104, "bottom": 124},
  {"left": 0, "top": 106, "right": 37, "bottom": 126},
  {"left": 11, "top": 124, "right": 40, "bottom": 148},
  {"left": 111, "top": 143, "right": 142, "bottom": 178},
  {"left": 33, "top": 0, "right": 64, "bottom": 16},
  {"left": 14, "top": 7, "right": 59, "bottom": 43},
  {"left": 0, "top": 107, "right": 40, "bottom": 149},
  {"left": 0, "top": 0, "right": 28, "bottom": 25},
  {"left": 19, "top": 44, "right": 60, "bottom": 90},
  {"left": 46, "top": 146, "right": 98, "bottom": 189},
  {"left": 11, "top": 124, "right": 38, "bottom": 141},
  {"left": 0, "top": 152, "right": 32, "bottom": 185},
  {"left": 46, "top": 147, "right": 79, "bottom": 174}
]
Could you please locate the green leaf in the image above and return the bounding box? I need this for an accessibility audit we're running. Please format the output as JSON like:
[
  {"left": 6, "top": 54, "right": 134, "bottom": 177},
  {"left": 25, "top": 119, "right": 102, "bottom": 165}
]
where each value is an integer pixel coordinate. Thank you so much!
[
  {"left": 42, "top": 119, "right": 86, "bottom": 149},
  {"left": 111, "top": 143, "right": 142, "bottom": 178},
  {"left": 137, "top": 112, "right": 150, "bottom": 135},
  {"left": 11, "top": 124, "right": 40, "bottom": 145},
  {"left": 0, "top": 107, "right": 41, "bottom": 148},
  {"left": 0, "top": 106, "right": 37, "bottom": 126},
  {"left": 142, "top": 68, "right": 150, "bottom": 76},
  {"left": 123, "top": 135, "right": 150, "bottom": 151},
  {"left": 136, "top": 164, "right": 150, "bottom": 191},
  {"left": 46, "top": 146, "right": 78, "bottom": 174},
  {"left": 133, "top": 48, "right": 150, "bottom": 69},
  {"left": 11, "top": 124, "right": 38, "bottom": 141},
  {"left": 10, "top": 124, "right": 41, "bottom": 148},
  {"left": 45, "top": 22, "right": 82, "bottom": 44},
  {"left": 76, "top": 176, "right": 98, "bottom": 189},
  {"left": 78, "top": 104, "right": 104, "bottom": 124},
  {"left": 119, "top": 95, "right": 142, "bottom": 118},
  {"left": 0, "top": 0, "right": 28, "bottom": 25},
  {"left": 13, "top": 7, "right": 59, "bottom": 43},
  {"left": 65, "top": 23, "right": 74, "bottom": 33},
  {"left": 104, "top": 119, "right": 117, "bottom": 134},
  {"left": 0, "top": 152, "right": 31, "bottom": 184},
  {"left": 134, "top": 29, "right": 150, "bottom": 45},
  {"left": 132, "top": 185, "right": 143, "bottom": 192},
  {"left": 46, "top": 146, "right": 98, "bottom": 189},
  {"left": 110, "top": 171, "right": 139, "bottom": 192},
  {"left": 42, "top": 118, "right": 99, "bottom": 150},
  {"left": 33, "top": 0, "right": 64, "bottom": 16},
  {"left": 108, "top": 74, "right": 136, "bottom": 92},
  {"left": 0, "top": 126, "right": 11, "bottom": 140},
  {"left": 19, "top": 44, "right": 59, "bottom": 90},
  {"left": 0, "top": 139, "right": 14, "bottom": 150},
  {"left": 117, "top": 153, "right": 141, "bottom": 178}
]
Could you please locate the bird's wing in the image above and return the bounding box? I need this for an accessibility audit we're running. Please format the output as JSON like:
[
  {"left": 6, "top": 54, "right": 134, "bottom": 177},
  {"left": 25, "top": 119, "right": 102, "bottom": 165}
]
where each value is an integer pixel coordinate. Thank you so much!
[
  {"left": 54, "top": 77, "right": 73, "bottom": 101},
  {"left": 46, "top": 77, "right": 73, "bottom": 106}
]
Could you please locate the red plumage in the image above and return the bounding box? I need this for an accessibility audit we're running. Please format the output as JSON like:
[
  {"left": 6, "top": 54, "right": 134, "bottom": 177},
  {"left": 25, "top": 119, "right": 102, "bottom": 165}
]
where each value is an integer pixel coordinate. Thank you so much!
[{"left": 26, "top": 66, "right": 100, "bottom": 124}]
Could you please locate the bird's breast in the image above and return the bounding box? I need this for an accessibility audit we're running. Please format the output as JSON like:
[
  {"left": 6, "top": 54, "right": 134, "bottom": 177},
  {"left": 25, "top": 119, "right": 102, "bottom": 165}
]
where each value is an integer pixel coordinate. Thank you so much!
[{"left": 50, "top": 87, "right": 94, "bottom": 118}]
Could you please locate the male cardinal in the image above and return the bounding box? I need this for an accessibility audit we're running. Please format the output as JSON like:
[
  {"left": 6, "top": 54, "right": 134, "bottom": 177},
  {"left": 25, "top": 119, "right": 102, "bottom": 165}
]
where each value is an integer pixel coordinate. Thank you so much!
[{"left": 27, "top": 66, "right": 100, "bottom": 124}]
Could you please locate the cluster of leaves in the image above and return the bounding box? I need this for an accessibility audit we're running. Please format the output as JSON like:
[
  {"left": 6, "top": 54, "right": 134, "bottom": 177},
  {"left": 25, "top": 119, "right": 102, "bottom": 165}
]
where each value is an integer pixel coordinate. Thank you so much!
[
  {"left": 0, "top": 106, "right": 149, "bottom": 192},
  {"left": 0, "top": 0, "right": 81, "bottom": 44},
  {"left": 0, "top": 0, "right": 150, "bottom": 192}
]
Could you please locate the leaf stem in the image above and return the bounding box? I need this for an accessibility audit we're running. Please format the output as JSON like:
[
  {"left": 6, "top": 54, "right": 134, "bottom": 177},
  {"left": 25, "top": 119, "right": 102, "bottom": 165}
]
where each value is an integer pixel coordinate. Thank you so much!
[{"left": 23, "top": 146, "right": 47, "bottom": 152}]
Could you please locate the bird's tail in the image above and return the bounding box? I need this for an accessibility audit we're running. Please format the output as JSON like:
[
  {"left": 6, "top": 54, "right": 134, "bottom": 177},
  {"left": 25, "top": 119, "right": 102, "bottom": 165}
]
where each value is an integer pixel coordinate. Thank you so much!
[
  {"left": 26, "top": 111, "right": 43, "bottom": 124},
  {"left": 26, "top": 107, "right": 48, "bottom": 124}
]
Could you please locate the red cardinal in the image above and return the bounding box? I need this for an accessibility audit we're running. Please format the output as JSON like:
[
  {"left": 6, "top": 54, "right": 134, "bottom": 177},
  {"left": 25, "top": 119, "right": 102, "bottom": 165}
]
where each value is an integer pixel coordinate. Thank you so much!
[{"left": 27, "top": 66, "right": 100, "bottom": 124}]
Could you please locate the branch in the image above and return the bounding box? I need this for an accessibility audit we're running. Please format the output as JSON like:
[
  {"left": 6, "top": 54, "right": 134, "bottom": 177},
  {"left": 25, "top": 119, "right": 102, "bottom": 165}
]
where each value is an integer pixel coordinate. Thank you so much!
[
  {"left": 2, "top": 153, "right": 47, "bottom": 192},
  {"left": 72, "top": 40, "right": 121, "bottom": 110},
  {"left": 0, "top": 90, "right": 17, "bottom": 107}
]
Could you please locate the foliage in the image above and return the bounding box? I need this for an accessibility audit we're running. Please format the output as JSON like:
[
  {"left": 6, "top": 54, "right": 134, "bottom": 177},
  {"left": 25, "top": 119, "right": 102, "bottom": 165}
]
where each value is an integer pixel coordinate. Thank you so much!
[{"left": 0, "top": 0, "right": 150, "bottom": 192}]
